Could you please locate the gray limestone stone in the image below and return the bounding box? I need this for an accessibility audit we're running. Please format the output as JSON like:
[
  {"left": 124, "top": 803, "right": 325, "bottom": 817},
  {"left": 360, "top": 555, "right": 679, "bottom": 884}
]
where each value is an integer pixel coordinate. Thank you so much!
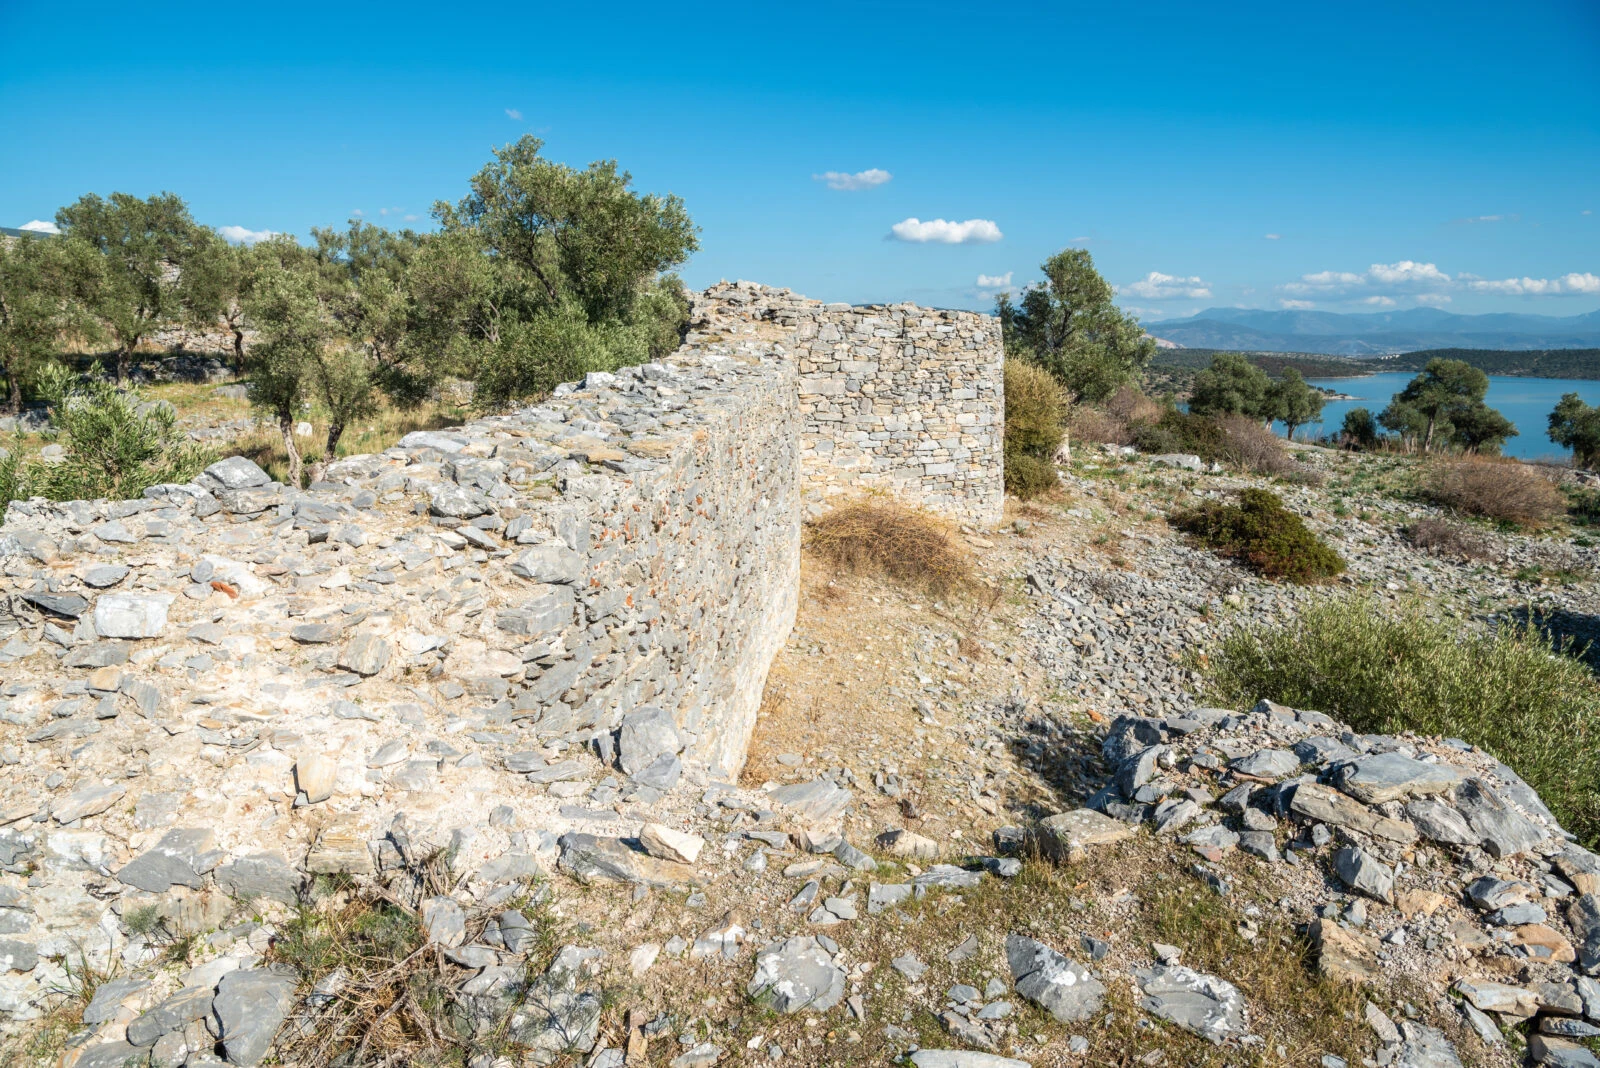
[
  {"left": 617, "top": 706, "right": 680, "bottom": 776},
  {"left": 204, "top": 456, "right": 271, "bottom": 490},
  {"left": 1230, "top": 748, "right": 1300, "bottom": 779},
  {"left": 510, "top": 544, "right": 585, "bottom": 584},
  {"left": 0, "top": 938, "right": 38, "bottom": 972},
  {"left": 422, "top": 896, "right": 466, "bottom": 947},
  {"left": 747, "top": 935, "right": 845, "bottom": 1013},
  {"left": 338, "top": 633, "right": 391, "bottom": 676},
  {"left": 215, "top": 853, "right": 301, "bottom": 904},
  {"left": 1404, "top": 798, "right": 1478, "bottom": 846},
  {"left": 1333, "top": 845, "right": 1395, "bottom": 903},
  {"left": 116, "top": 827, "right": 215, "bottom": 892},
  {"left": 1005, "top": 934, "right": 1104, "bottom": 1023},
  {"left": 213, "top": 966, "right": 299, "bottom": 1066},
  {"left": 1135, "top": 964, "right": 1248, "bottom": 1044},
  {"left": 1454, "top": 777, "right": 1547, "bottom": 858},
  {"left": 556, "top": 833, "right": 694, "bottom": 888},
  {"left": 909, "top": 1054, "right": 1033, "bottom": 1068},
  {"left": 83, "top": 975, "right": 150, "bottom": 1024},
  {"left": 1333, "top": 752, "right": 1462, "bottom": 805},
  {"left": 1394, "top": 1021, "right": 1464, "bottom": 1068},
  {"left": 766, "top": 779, "right": 851, "bottom": 823}
]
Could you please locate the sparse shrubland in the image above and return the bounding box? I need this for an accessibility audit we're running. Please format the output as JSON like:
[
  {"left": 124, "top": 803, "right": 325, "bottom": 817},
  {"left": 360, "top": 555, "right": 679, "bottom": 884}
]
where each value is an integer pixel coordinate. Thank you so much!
[
  {"left": 1205, "top": 596, "right": 1600, "bottom": 847},
  {"left": 1172, "top": 488, "right": 1345, "bottom": 581},
  {"left": 1402, "top": 516, "right": 1498, "bottom": 561}
]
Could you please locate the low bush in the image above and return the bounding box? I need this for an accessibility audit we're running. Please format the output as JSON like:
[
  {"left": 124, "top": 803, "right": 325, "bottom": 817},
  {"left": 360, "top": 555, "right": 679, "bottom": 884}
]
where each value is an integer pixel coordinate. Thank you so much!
[
  {"left": 1425, "top": 458, "right": 1564, "bottom": 527},
  {"left": 1172, "top": 488, "right": 1345, "bottom": 581},
  {"left": 805, "top": 497, "right": 973, "bottom": 597},
  {"left": 1403, "top": 516, "right": 1497, "bottom": 561},
  {"left": 1, "top": 366, "right": 213, "bottom": 505},
  {"left": 1003, "top": 358, "right": 1064, "bottom": 499},
  {"left": 1131, "top": 407, "right": 1229, "bottom": 463},
  {"left": 1068, "top": 405, "right": 1134, "bottom": 446},
  {"left": 1204, "top": 596, "right": 1600, "bottom": 847}
]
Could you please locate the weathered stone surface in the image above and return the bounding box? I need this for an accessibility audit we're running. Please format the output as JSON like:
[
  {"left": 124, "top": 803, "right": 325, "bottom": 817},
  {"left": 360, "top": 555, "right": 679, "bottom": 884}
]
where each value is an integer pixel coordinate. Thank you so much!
[
  {"left": 338, "top": 633, "right": 391, "bottom": 676},
  {"left": 877, "top": 828, "right": 939, "bottom": 861},
  {"left": 213, "top": 966, "right": 299, "bottom": 1065},
  {"left": 617, "top": 707, "right": 680, "bottom": 776},
  {"left": 1404, "top": 798, "right": 1478, "bottom": 846},
  {"left": 1394, "top": 1021, "right": 1464, "bottom": 1068},
  {"left": 1332, "top": 753, "right": 1461, "bottom": 805},
  {"left": 1310, "top": 918, "right": 1380, "bottom": 984},
  {"left": 52, "top": 782, "right": 126, "bottom": 824},
  {"left": 204, "top": 456, "right": 272, "bottom": 490},
  {"left": 1529, "top": 1034, "right": 1600, "bottom": 1068},
  {"left": 1333, "top": 845, "right": 1395, "bottom": 903},
  {"left": 767, "top": 780, "right": 851, "bottom": 823},
  {"left": 1230, "top": 748, "right": 1299, "bottom": 779},
  {"left": 1455, "top": 978, "right": 1538, "bottom": 1016},
  {"left": 557, "top": 834, "right": 696, "bottom": 888},
  {"left": 1453, "top": 777, "right": 1547, "bottom": 858},
  {"left": 1005, "top": 934, "right": 1104, "bottom": 1023},
  {"left": 1568, "top": 894, "right": 1600, "bottom": 974},
  {"left": 910, "top": 1053, "right": 1034, "bottom": 1068},
  {"left": 1135, "top": 964, "right": 1248, "bottom": 1043},
  {"left": 215, "top": 853, "right": 301, "bottom": 904},
  {"left": 510, "top": 544, "right": 586, "bottom": 584},
  {"left": 1035, "top": 809, "right": 1133, "bottom": 860},
  {"left": 93, "top": 593, "right": 171, "bottom": 639},
  {"left": 747, "top": 935, "right": 845, "bottom": 1013},
  {"left": 421, "top": 896, "right": 466, "bottom": 947},
  {"left": 638, "top": 824, "right": 703, "bottom": 864}
]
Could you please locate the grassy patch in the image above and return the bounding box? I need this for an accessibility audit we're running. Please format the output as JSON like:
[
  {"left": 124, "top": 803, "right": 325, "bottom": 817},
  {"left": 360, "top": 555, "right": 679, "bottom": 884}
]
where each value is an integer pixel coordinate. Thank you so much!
[
  {"left": 1203, "top": 595, "right": 1600, "bottom": 847},
  {"left": 1172, "top": 488, "right": 1345, "bottom": 582}
]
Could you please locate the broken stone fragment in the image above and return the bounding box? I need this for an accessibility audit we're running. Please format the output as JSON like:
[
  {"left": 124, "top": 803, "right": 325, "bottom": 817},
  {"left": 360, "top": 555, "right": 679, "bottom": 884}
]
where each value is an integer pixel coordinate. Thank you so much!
[
  {"left": 1005, "top": 933, "right": 1104, "bottom": 1023},
  {"left": 421, "top": 896, "right": 466, "bottom": 947},
  {"left": 638, "top": 823, "right": 704, "bottom": 864},
  {"left": 295, "top": 754, "right": 337, "bottom": 804},
  {"left": 1310, "top": 917, "right": 1379, "bottom": 984},
  {"left": 1332, "top": 845, "right": 1395, "bottom": 903},
  {"left": 1332, "top": 752, "right": 1462, "bottom": 805},
  {"left": 877, "top": 827, "right": 939, "bottom": 861},
  {"left": 116, "top": 828, "right": 216, "bottom": 892},
  {"left": 557, "top": 833, "right": 697, "bottom": 888},
  {"left": 212, "top": 966, "right": 299, "bottom": 1066},
  {"left": 617, "top": 706, "right": 681, "bottom": 776},
  {"left": 338, "top": 633, "right": 391, "bottom": 676},
  {"left": 1289, "top": 782, "right": 1417, "bottom": 844},
  {"left": 747, "top": 935, "right": 845, "bottom": 1013}
]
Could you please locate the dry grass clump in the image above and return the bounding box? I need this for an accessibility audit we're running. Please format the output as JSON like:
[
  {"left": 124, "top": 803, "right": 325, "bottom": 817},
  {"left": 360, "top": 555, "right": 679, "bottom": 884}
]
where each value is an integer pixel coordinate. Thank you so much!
[
  {"left": 1425, "top": 457, "right": 1565, "bottom": 527},
  {"left": 805, "top": 497, "right": 974, "bottom": 597},
  {"left": 1403, "top": 516, "right": 1498, "bottom": 562},
  {"left": 1067, "top": 385, "right": 1161, "bottom": 446}
]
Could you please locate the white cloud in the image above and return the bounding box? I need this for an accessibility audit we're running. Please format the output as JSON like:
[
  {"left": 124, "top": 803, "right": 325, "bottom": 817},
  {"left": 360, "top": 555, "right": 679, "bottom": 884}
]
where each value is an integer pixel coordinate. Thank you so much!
[
  {"left": 1366, "top": 260, "right": 1451, "bottom": 286},
  {"left": 814, "top": 168, "right": 892, "bottom": 191},
  {"left": 890, "top": 217, "right": 1002, "bottom": 244},
  {"left": 505, "top": 108, "right": 523, "bottom": 121},
  {"left": 975, "top": 272, "right": 1012, "bottom": 288},
  {"left": 1585, "top": 210, "right": 1594, "bottom": 216},
  {"left": 1278, "top": 299, "right": 1315, "bottom": 310},
  {"left": 19, "top": 219, "right": 60, "bottom": 234},
  {"left": 351, "top": 209, "right": 364, "bottom": 217},
  {"left": 1121, "top": 271, "right": 1212, "bottom": 300},
  {"left": 1264, "top": 233, "right": 1281, "bottom": 240},
  {"left": 219, "top": 225, "right": 279, "bottom": 245},
  {"left": 1360, "top": 295, "right": 1397, "bottom": 307},
  {"left": 1465, "top": 272, "right": 1600, "bottom": 296},
  {"left": 1415, "top": 293, "right": 1453, "bottom": 306},
  {"left": 403, "top": 214, "right": 420, "bottom": 222}
]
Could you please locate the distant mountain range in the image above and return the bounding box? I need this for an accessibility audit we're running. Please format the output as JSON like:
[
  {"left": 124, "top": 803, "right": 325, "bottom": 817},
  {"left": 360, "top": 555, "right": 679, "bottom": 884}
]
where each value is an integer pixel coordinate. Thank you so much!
[{"left": 1144, "top": 307, "right": 1600, "bottom": 355}]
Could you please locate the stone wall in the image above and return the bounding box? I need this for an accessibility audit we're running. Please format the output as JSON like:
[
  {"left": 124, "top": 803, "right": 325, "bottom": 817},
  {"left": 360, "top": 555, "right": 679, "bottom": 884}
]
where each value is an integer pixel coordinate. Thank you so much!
[{"left": 687, "top": 281, "right": 1004, "bottom": 526}]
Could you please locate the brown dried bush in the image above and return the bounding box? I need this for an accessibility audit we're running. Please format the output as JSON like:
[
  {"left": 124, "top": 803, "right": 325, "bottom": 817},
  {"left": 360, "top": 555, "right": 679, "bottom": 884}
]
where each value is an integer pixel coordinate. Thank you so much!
[
  {"left": 1404, "top": 517, "right": 1498, "bottom": 562},
  {"left": 1425, "top": 458, "right": 1565, "bottom": 527},
  {"left": 1068, "top": 405, "right": 1134, "bottom": 446},
  {"left": 1216, "top": 414, "right": 1297, "bottom": 478},
  {"left": 804, "top": 497, "right": 974, "bottom": 597},
  {"left": 1105, "top": 385, "right": 1163, "bottom": 426}
]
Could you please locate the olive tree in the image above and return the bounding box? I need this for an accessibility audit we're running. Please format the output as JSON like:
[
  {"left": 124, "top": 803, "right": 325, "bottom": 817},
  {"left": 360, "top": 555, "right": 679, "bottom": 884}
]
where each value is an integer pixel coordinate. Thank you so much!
[
  {"left": 243, "top": 265, "right": 329, "bottom": 488},
  {"left": 995, "top": 249, "right": 1155, "bottom": 402},
  {"left": 1268, "top": 368, "right": 1325, "bottom": 440},
  {"left": 0, "top": 233, "right": 99, "bottom": 413},
  {"left": 55, "top": 192, "right": 201, "bottom": 382},
  {"left": 1549, "top": 393, "right": 1600, "bottom": 469},
  {"left": 1382, "top": 358, "right": 1514, "bottom": 453}
]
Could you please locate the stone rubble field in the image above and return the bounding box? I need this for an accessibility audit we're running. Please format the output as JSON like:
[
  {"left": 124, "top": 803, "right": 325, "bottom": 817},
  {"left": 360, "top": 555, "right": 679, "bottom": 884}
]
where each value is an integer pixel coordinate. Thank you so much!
[{"left": 4, "top": 393, "right": 1600, "bottom": 1067}]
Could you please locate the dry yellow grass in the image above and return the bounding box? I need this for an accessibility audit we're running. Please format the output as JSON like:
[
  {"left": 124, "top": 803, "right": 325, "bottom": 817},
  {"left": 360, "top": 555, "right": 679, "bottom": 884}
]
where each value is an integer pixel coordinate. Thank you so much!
[{"left": 804, "top": 497, "right": 975, "bottom": 598}]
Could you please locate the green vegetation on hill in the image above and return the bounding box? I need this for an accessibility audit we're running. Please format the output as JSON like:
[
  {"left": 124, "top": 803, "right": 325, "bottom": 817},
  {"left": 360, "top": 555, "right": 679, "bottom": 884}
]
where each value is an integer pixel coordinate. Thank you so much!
[{"left": 1380, "top": 347, "right": 1600, "bottom": 379}]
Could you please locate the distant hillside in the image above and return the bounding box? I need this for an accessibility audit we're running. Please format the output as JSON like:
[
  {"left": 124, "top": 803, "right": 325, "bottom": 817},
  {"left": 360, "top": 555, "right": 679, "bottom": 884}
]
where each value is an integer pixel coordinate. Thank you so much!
[
  {"left": 1146, "top": 306, "right": 1600, "bottom": 355},
  {"left": 1375, "top": 348, "right": 1600, "bottom": 379}
]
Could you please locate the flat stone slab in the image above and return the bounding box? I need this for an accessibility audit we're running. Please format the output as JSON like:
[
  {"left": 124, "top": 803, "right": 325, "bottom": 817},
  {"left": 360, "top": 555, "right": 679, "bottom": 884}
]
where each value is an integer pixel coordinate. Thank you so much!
[
  {"left": 1289, "top": 782, "right": 1417, "bottom": 844},
  {"left": 1135, "top": 964, "right": 1248, "bottom": 1043},
  {"left": 93, "top": 593, "right": 172, "bottom": 639},
  {"left": 116, "top": 827, "right": 216, "bottom": 892},
  {"left": 766, "top": 779, "right": 851, "bottom": 823},
  {"left": 1333, "top": 753, "right": 1462, "bottom": 805},
  {"left": 1230, "top": 748, "right": 1300, "bottom": 779},
  {"left": 557, "top": 833, "right": 697, "bottom": 889},
  {"left": 213, "top": 966, "right": 298, "bottom": 1066},
  {"left": 911, "top": 1053, "right": 1034, "bottom": 1068}
]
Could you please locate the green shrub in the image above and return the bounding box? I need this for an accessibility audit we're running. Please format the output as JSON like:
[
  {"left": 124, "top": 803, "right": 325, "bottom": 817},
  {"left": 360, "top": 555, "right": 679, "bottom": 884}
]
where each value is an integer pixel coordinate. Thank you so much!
[
  {"left": 1003, "top": 358, "right": 1064, "bottom": 500},
  {"left": 8, "top": 365, "right": 212, "bottom": 504},
  {"left": 1172, "top": 488, "right": 1344, "bottom": 581},
  {"left": 1204, "top": 596, "right": 1600, "bottom": 847},
  {"left": 1131, "top": 408, "right": 1229, "bottom": 464}
]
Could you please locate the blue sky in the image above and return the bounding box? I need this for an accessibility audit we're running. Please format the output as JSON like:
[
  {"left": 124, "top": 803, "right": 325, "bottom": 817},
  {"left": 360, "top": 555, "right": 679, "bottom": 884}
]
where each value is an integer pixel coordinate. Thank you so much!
[{"left": 2, "top": 0, "right": 1596, "bottom": 320}]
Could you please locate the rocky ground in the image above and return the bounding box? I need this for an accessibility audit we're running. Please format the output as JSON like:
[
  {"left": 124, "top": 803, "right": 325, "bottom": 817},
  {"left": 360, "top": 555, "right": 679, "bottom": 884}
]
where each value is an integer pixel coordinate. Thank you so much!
[{"left": 3, "top": 426, "right": 1600, "bottom": 1068}]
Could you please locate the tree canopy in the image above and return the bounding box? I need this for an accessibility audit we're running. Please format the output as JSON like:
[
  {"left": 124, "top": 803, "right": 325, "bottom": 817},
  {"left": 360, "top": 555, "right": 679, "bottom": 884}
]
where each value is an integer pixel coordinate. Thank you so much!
[
  {"left": 996, "top": 249, "right": 1155, "bottom": 402},
  {"left": 0, "top": 233, "right": 99, "bottom": 413},
  {"left": 1188, "top": 352, "right": 1272, "bottom": 420},
  {"left": 1549, "top": 393, "right": 1600, "bottom": 469},
  {"left": 1379, "top": 358, "right": 1516, "bottom": 453}
]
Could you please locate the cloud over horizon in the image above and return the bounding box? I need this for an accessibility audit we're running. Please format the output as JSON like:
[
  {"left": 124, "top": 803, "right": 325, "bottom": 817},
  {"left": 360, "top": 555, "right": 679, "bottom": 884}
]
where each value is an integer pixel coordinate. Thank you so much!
[
  {"left": 1280, "top": 260, "right": 1597, "bottom": 304},
  {"left": 1121, "top": 271, "right": 1212, "bottom": 300},
  {"left": 975, "top": 271, "right": 1012, "bottom": 288},
  {"left": 889, "top": 217, "right": 1002, "bottom": 244},
  {"left": 814, "top": 168, "right": 892, "bottom": 191},
  {"left": 19, "top": 219, "right": 59, "bottom": 234}
]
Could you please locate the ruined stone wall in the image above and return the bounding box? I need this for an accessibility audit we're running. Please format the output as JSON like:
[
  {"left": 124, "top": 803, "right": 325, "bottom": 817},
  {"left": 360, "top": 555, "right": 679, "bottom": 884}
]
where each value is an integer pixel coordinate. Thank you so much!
[{"left": 688, "top": 281, "right": 1005, "bottom": 526}]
